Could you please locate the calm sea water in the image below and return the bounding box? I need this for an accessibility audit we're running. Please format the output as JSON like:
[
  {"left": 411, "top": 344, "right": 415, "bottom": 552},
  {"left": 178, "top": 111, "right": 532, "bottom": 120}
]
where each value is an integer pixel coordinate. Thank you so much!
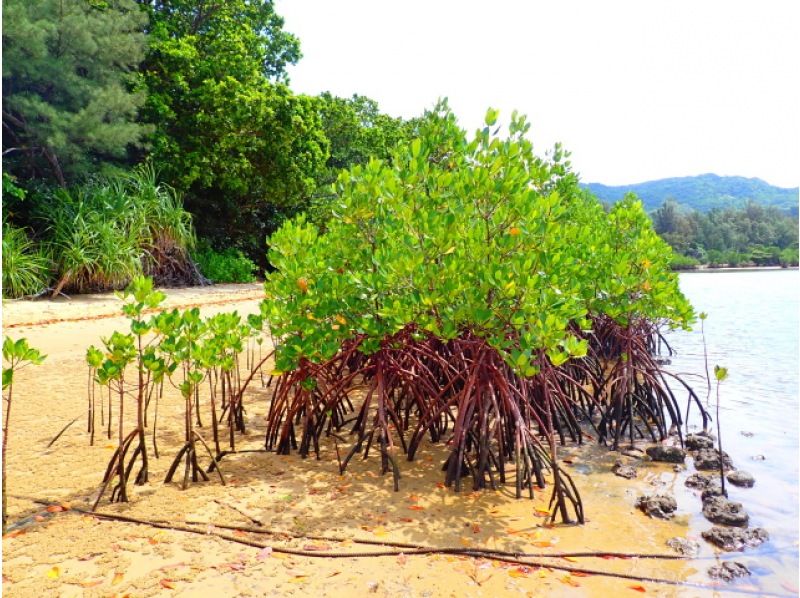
[{"left": 665, "top": 269, "right": 799, "bottom": 593}]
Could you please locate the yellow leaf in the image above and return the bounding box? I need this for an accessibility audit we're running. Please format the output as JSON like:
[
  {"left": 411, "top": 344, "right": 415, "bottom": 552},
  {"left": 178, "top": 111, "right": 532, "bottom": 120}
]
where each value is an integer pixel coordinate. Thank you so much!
[
  {"left": 562, "top": 556, "right": 578, "bottom": 562},
  {"left": 443, "top": 246, "right": 456, "bottom": 255},
  {"left": 46, "top": 566, "right": 60, "bottom": 580},
  {"left": 373, "top": 526, "right": 388, "bottom": 538},
  {"left": 112, "top": 571, "right": 124, "bottom": 585}
]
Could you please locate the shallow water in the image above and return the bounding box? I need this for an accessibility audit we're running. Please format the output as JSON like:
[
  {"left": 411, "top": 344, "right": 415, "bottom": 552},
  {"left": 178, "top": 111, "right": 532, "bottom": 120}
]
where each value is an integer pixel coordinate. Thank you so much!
[{"left": 665, "top": 269, "right": 799, "bottom": 594}]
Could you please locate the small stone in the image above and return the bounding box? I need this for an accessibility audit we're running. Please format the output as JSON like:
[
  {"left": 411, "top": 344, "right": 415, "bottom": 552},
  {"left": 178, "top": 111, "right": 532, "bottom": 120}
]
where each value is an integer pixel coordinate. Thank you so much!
[
  {"left": 666, "top": 537, "right": 700, "bottom": 556},
  {"left": 727, "top": 470, "right": 755, "bottom": 488},
  {"left": 707, "top": 561, "right": 751, "bottom": 581},
  {"left": 685, "top": 473, "right": 713, "bottom": 489},
  {"left": 646, "top": 446, "right": 686, "bottom": 464},
  {"left": 693, "top": 448, "right": 734, "bottom": 471},
  {"left": 701, "top": 480, "right": 726, "bottom": 501},
  {"left": 621, "top": 448, "right": 646, "bottom": 459},
  {"left": 702, "top": 496, "right": 749, "bottom": 527},
  {"left": 636, "top": 494, "right": 678, "bottom": 519},
  {"left": 740, "top": 431, "right": 754, "bottom": 438},
  {"left": 701, "top": 526, "right": 769, "bottom": 551},
  {"left": 613, "top": 460, "right": 637, "bottom": 479},
  {"left": 367, "top": 581, "right": 380, "bottom": 593},
  {"left": 685, "top": 434, "right": 715, "bottom": 450}
]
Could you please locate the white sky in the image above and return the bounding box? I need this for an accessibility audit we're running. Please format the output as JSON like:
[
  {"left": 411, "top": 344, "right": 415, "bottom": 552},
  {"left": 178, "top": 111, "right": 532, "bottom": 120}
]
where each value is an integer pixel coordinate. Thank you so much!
[{"left": 275, "top": 0, "right": 798, "bottom": 188}]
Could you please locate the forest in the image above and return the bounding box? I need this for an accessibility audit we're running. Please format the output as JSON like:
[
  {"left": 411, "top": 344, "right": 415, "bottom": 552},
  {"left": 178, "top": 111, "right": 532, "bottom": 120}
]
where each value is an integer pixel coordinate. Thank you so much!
[
  {"left": 2, "top": 0, "right": 797, "bottom": 300},
  {"left": 652, "top": 200, "right": 798, "bottom": 269}
]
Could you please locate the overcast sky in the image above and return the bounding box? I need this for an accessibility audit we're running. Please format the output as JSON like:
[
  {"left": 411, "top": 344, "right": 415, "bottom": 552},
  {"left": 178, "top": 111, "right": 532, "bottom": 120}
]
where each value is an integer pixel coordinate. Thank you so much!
[{"left": 275, "top": 1, "right": 798, "bottom": 188}]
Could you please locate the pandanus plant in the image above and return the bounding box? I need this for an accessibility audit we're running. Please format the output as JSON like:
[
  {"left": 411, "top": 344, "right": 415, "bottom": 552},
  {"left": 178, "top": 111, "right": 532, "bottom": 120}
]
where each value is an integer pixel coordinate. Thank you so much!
[{"left": 3, "top": 337, "right": 46, "bottom": 532}]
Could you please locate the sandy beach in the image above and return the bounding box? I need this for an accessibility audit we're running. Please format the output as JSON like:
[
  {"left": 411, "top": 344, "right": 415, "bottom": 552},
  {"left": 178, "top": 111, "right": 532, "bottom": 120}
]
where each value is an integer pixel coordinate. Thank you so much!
[{"left": 1, "top": 284, "right": 748, "bottom": 597}]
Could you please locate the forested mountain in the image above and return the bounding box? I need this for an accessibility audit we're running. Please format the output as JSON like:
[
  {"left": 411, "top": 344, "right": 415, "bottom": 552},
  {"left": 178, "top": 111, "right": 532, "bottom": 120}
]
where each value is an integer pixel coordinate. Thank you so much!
[{"left": 585, "top": 174, "right": 798, "bottom": 214}]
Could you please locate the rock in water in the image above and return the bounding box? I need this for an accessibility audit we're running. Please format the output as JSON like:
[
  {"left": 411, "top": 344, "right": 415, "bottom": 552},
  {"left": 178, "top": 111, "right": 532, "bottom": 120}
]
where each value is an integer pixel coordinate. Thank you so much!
[
  {"left": 727, "top": 470, "right": 756, "bottom": 488},
  {"left": 621, "top": 448, "right": 646, "bottom": 459},
  {"left": 685, "top": 473, "right": 713, "bottom": 489},
  {"left": 702, "top": 496, "right": 749, "bottom": 527},
  {"left": 667, "top": 537, "right": 700, "bottom": 556},
  {"left": 613, "top": 460, "right": 637, "bottom": 479},
  {"left": 708, "top": 562, "right": 751, "bottom": 581},
  {"left": 685, "top": 434, "right": 715, "bottom": 450},
  {"left": 701, "top": 480, "right": 726, "bottom": 501},
  {"left": 646, "top": 446, "right": 686, "bottom": 463},
  {"left": 693, "top": 448, "right": 734, "bottom": 471},
  {"left": 701, "top": 526, "right": 769, "bottom": 551},
  {"left": 636, "top": 494, "right": 678, "bottom": 519}
]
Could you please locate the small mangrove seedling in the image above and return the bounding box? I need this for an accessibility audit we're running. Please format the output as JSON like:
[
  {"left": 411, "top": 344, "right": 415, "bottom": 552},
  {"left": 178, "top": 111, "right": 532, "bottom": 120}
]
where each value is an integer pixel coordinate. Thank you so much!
[
  {"left": 3, "top": 337, "right": 46, "bottom": 532},
  {"left": 714, "top": 364, "right": 729, "bottom": 496}
]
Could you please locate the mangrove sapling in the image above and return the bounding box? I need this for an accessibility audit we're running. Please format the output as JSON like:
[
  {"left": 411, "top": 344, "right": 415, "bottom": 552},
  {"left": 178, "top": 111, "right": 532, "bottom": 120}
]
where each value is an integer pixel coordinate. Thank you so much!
[
  {"left": 162, "top": 309, "right": 224, "bottom": 489},
  {"left": 2, "top": 337, "right": 46, "bottom": 533},
  {"left": 86, "top": 346, "right": 103, "bottom": 446},
  {"left": 714, "top": 365, "right": 729, "bottom": 497},
  {"left": 90, "top": 331, "right": 138, "bottom": 508}
]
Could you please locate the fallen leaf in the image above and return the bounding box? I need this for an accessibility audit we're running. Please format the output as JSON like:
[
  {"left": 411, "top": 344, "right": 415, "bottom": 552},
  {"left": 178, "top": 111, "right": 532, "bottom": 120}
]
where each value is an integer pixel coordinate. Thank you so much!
[
  {"left": 471, "top": 523, "right": 481, "bottom": 534},
  {"left": 271, "top": 553, "right": 288, "bottom": 560},
  {"left": 509, "top": 566, "right": 531, "bottom": 578},
  {"left": 104, "top": 443, "right": 116, "bottom": 449},
  {"left": 459, "top": 537, "right": 472, "bottom": 547},
  {"left": 408, "top": 505, "right": 425, "bottom": 511},
  {"left": 148, "top": 537, "right": 158, "bottom": 545},
  {"left": 409, "top": 494, "right": 420, "bottom": 503},
  {"left": 628, "top": 584, "right": 647, "bottom": 593},
  {"left": 233, "top": 530, "right": 248, "bottom": 537},
  {"left": 531, "top": 541, "right": 553, "bottom": 548},
  {"left": 3, "top": 529, "right": 25, "bottom": 538},
  {"left": 79, "top": 579, "right": 103, "bottom": 588},
  {"left": 571, "top": 571, "right": 591, "bottom": 577},
  {"left": 436, "top": 482, "right": 445, "bottom": 489},
  {"left": 34, "top": 515, "right": 45, "bottom": 522},
  {"left": 327, "top": 571, "right": 341, "bottom": 577},
  {"left": 160, "top": 579, "right": 175, "bottom": 589},
  {"left": 398, "top": 517, "right": 414, "bottom": 523},
  {"left": 373, "top": 527, "right": 388, "bottom": 538},
  {"left": 46, "top": 505, "right": 64, "bottom": 513},
  {"left": 560, "top": 574, "right": 580, "bottom": 587},
  {"left": 112, "top": 571, "right": 124, "bottom": 585},
  {"left": 46, "top": 566, "right": 60, "bottom": 580},
  {"left": 302, "top": 544, "right": 331, "bottom": 551},
  {"left": 534, "top": 509, "right": 551, "bottom": 517},
  {"left": 60, "top": 503, "right": 71, "bottom": 510},
  {"left": 562, "top": 556, "right": 578, "bottom": 562},
  {"left": 256, "top": 547, "right": 273, "bottom": 560}
]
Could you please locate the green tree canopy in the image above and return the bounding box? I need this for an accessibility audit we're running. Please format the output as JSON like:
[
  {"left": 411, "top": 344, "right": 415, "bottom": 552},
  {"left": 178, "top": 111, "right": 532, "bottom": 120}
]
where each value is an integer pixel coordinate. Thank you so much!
[
  {"left": 140, "top": 0, "right": 325, "bottom": 261},
  {"left": 2, "top": 0, "right": 149, "bottom": 186}
]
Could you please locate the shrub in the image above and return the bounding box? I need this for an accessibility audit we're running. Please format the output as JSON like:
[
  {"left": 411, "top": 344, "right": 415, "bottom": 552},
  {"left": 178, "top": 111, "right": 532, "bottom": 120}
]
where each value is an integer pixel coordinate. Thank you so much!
[
  {"left": 669, "top": 252, "right": 700, "bottom": 270},
  {"left": 192, "top": 243, "right": 257, "bottom": 283},
  {"left": 2, "top": 224, "right": 51, "bottom": 298}
]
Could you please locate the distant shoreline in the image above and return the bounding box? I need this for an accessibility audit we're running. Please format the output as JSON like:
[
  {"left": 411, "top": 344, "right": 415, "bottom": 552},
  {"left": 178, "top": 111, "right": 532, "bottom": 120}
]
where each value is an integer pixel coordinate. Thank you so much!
[{"left": 677, "top": 265, "right": 799, "bottom": 273}]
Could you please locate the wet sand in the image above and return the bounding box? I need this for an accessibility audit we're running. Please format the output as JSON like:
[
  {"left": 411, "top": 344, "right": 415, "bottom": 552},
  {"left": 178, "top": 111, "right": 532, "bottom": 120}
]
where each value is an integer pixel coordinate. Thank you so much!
[{"left": 0, "top": 285, "right": 769, "bottom": 597}]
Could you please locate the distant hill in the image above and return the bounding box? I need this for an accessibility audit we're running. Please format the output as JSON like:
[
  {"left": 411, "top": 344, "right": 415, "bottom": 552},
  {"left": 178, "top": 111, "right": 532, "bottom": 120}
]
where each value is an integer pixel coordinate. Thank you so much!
[{"left": 584, "top": 174, "right": 798, "bottom": 214}]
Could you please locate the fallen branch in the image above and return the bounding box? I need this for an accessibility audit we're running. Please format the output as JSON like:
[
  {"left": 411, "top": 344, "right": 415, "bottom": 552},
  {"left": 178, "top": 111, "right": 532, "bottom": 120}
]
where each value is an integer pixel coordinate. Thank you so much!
[{"left": 43, "top": 506, "right": 773, "bottom": 596}]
